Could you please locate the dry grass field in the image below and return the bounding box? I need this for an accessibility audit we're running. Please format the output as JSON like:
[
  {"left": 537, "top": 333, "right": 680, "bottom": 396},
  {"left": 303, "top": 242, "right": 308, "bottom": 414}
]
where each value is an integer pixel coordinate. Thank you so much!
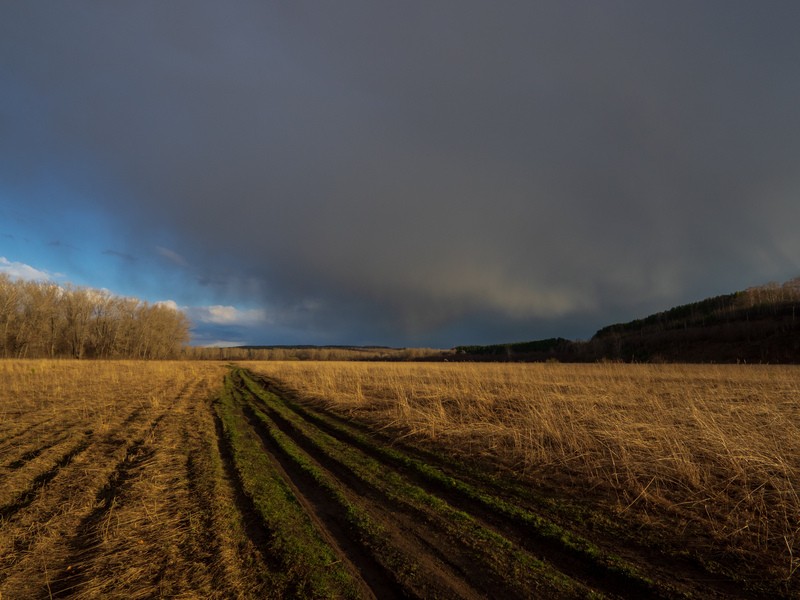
[
  {"left": 0, "top": 360, "right": 228, "bottom": 598},
  {"left": 244, "top": 361, "right": 800, "bottom": 596},
  {"left": 1, "top": 359, "right": 798, "bottom": 598}
]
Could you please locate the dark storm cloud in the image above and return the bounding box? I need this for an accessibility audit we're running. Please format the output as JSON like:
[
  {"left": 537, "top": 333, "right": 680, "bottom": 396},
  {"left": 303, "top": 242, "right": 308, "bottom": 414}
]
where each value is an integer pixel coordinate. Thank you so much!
[{"left": 2, "top": 2, "right": 800, "bottom": 345}]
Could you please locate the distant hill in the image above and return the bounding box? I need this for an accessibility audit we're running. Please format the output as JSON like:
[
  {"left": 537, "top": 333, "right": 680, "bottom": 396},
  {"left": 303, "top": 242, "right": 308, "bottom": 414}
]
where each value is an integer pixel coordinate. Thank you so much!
[
  {"left": 453, "top": 278, "right": 800, "bottom": 363},
  {"left": 589, "top": 279, "right": 800, "bottom": 363}
]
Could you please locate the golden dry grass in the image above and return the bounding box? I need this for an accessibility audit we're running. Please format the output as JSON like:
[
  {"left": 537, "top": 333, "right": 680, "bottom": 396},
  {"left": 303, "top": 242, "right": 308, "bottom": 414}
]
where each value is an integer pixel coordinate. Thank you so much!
[
  {"left": 0, "top": 360, "right": 231, "bottom": 598},
  {"left": 242, "top": 360, "right": 800, "bottom": 581},
  {"left": 0, "top": 359, "right": 214, "bottom": 428},
  {"left": 3, "top": 359, "right": 798, "bottom": 592}
]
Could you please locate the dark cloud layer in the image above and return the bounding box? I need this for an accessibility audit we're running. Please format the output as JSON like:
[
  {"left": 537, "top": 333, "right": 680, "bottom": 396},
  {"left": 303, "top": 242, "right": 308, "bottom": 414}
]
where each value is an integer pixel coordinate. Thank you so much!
[{"left": 3, "top": 2, "right": 800, "bottom": 345}]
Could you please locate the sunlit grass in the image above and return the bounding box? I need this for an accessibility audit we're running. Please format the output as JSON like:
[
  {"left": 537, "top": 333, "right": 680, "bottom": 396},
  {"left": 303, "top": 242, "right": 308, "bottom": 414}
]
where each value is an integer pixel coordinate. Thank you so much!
[{"left": 242, "top": 360, "right": 800, "bottom": 581}]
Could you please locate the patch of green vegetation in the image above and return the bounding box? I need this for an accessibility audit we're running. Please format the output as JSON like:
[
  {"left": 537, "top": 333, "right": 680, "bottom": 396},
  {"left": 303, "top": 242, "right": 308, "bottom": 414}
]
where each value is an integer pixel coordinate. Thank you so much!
[
  {"left": 214, "top": 376, "right": 361, "bottom": 599},
  {"left": 243, "top": 402, "right": 424, "bottom": 595},
  {"left": 241, "top": 370, "right": 672, "bottom": 596},
  {"left": 192, "top": 410, "right": 275, "bottom": 593},
  {"left": 239, "top": 370, "right": 588, "bottom": 598}
]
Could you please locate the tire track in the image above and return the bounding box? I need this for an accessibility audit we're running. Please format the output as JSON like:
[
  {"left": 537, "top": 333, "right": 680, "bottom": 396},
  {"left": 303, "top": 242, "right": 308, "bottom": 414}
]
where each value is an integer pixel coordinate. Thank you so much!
[
  {"left": 230, "top": 371, "right": 584, "bottom": 599},
  {"left": 260, "top": 376, "right": 756, "bottom": 600},
  {"left": 244, "top": 371, "right": 776, "bottom": 600},
  {"left": 237, "top": 375, "right": 558, "bottom": 596},
  {"left": 184, "top": 414, "right": 272, "bottom": 598},
  {"left": 47, "top": 438, "right": 155, "bottom": 598},
  {"left": 237, "top": 402, "right": 408, "bottom": 600},
  {"left": 0, "top": 435, "right": 91, "bottom": 522},
  {"left": 4, "top": 433, "right": 70, "bottom": 470},
  {"left": 44, "top": 379, "right": 217, "bottom": 599},
  {"left": 0, "top": 419, "right": 83, "bottom": 474},
  {"left": 215, "top": 386, "right": 370, "bottom": 599},
  {"left": 0, "top": 402, "right": 171, "bottom": 595},
  {"left": 239, "top": 399, "right": 491, "bottom": 600},
  {"left": 45, "top": 393, "right": 200, "bottom": 598},
  {"left": 0, "top": 361, "right": 233, "bottom": 599},
  {"left": 210, "top": 408, "right": 286, "bottom": 590},
  {"left": 0, "top": 415, "right": 57, "bottom": 449},
  {"left": 248, "top": 375, "right": 664, "bottom": 599}
]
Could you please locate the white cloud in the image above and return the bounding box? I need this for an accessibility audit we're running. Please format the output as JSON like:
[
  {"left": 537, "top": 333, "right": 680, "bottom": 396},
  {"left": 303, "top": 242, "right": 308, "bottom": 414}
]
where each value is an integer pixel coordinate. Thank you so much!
[
  {"left": 155, "top": 299, "right": 181, "bottom": 311},
  {"left": 187, "top": 304, "right": 269, "bottom": 326},
  {"left": 0, "top": 257, "right": 52, "bottom": 281},
  {"left": 199, "top": 340, "right": 245, "bottom": 348}
]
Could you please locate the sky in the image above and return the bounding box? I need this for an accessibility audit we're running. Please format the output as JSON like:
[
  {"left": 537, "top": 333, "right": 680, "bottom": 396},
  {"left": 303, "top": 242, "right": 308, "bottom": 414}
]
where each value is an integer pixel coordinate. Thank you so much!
[{"left": 2, "top": 2, "right": 800, "bottom": 348}]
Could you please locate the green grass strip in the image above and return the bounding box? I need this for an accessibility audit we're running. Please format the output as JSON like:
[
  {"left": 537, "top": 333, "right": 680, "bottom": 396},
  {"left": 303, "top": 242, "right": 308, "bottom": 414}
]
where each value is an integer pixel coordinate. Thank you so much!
[
  {"left": 215, "top": 377, "right": 361, "bottom": 599},
  {"left": 238, "top": 370, "right": 591, "bottom": 599},
  {"left": 241, "top": 370, "right": 670, "bottom": 596},
  {"left": 241, "top": 400, "right": 431, "bottom": 596}
]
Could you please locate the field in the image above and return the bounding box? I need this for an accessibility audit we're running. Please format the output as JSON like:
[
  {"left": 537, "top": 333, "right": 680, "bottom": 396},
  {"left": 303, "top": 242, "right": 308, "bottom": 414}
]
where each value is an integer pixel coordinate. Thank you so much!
[{"left": 1, "top": 360, "right": 798, "bottom": 598}]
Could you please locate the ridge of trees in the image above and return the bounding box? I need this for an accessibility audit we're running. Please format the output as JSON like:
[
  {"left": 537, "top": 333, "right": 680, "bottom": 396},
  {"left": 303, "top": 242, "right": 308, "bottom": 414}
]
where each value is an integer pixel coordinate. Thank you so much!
[
  {"left": 588, "top": 278, "right": 800, "bottom": 363},
  {"left": 450, "top": 278, "right": 800, "bottom": 363},
  {"left": 0, "top": 274, "right": 190, "bottom": 359},
  {"left": 593, "top": 278, "right": 800, "bottom": 339}
]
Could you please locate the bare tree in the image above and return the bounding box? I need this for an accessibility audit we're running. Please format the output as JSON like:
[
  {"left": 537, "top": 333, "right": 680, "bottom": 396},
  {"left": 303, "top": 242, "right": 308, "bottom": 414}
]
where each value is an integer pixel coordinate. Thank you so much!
[
  {"left": 0, "top": 277, "right": 190, "bottom": 359},
  {"left": 0, "top": 274, "right": 19, "bottom": 357}
]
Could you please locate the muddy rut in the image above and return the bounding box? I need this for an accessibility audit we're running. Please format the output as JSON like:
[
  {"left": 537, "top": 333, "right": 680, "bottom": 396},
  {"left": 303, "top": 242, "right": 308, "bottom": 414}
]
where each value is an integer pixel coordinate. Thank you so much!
[
  {"left": 0, "top": 364, "right": 776, "bottom": 599},
  {"left": 214, "top": 369, "right": 765, "bottom": 600}
]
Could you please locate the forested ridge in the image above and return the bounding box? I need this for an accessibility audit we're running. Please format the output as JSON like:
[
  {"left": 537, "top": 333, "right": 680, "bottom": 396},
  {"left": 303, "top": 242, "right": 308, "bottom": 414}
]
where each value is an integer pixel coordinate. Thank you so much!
[
  {"left": 452, "top": 278, "right": 800, "bottom": 363},
  {"left": 588, "top": 278, "right": 800, "bottom": 363},
  {"left": 0, "top": 274, "right": 190, "bottom": 359}
]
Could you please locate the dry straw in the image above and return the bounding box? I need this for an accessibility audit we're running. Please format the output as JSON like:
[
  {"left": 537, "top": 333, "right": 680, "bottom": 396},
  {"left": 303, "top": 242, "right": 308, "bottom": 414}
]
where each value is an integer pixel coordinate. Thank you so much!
[{"left": 244, "top": 360, "right": 800, "bottom": 580}]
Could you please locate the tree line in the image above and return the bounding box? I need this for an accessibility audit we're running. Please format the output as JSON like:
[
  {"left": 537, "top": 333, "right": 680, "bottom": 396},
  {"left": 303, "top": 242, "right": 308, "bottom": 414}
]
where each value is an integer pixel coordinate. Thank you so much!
[
  {"left": 594, "top": 278, "right": 800, "bottom": 338},
  {"left": 588, "top": 279, "right": 800, "bottom": 363},
  {"left": 449, "top": 278, "right": 800, "bottom": 364},
  {"left": 0, "top": 274, "right": 190, "bottom": 359},
  {"left": 182, "top": 345, "right": 444, "bottom": 361}
]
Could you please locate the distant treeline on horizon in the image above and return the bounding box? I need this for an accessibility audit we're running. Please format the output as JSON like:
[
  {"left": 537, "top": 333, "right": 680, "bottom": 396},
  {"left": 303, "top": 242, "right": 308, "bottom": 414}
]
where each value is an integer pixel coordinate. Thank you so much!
[{"left": 182, "top": 345, "right": 444, "bottom": 361}]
